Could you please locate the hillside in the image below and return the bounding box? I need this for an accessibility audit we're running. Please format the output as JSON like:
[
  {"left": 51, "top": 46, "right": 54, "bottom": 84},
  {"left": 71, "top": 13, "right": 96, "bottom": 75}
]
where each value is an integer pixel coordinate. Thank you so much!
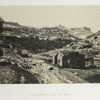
[
  {"left": 0, "top": 20, "right": 100, "bottom": 84},
  {"left": 1, "top": 21, "right": 76, "bottom": 53},
  {"left": 2, "top": 21, "right": 94, "bottom": 40}
]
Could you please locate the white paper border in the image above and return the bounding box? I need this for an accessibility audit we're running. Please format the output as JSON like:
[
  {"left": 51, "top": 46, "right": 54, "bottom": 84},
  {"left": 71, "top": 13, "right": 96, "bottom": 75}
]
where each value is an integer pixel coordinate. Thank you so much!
[{"left": 0, "top": 0, "right": 100, "bottom": 5}]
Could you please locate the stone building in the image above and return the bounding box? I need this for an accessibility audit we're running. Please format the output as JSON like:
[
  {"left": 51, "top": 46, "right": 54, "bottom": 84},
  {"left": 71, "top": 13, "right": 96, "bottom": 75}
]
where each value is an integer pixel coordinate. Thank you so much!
[{"left": 53, "top": 50, "right": 94, "bottom": 69}]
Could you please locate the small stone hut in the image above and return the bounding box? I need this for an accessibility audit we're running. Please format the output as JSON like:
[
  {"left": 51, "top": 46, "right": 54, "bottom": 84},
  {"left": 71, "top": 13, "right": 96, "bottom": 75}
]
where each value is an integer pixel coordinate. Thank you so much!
[
  {"left": 53, "top": 51, "right": 85, "bottom": 68},
  {"left": 53, "top": 50, "right": 94, "bottom": 69}
]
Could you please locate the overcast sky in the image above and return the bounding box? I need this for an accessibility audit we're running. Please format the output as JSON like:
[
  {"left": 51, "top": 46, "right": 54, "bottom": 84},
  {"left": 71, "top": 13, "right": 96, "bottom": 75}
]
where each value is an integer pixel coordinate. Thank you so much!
[{"left": 0, "top": 6, "right": 100, "bottom": 32}]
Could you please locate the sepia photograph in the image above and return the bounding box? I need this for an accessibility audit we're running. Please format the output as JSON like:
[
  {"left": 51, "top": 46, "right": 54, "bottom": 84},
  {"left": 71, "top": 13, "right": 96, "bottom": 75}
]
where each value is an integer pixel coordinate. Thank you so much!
[{"left": 0, "top": 6, "right": 100, "bottom": 84}]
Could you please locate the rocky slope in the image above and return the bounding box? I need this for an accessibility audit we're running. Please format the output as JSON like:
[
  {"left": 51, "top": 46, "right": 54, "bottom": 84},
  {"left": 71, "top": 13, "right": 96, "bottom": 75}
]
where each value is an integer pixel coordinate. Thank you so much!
[
  {"left": 0, "top": 20, "right": 100, "bottom": 84},
  {"left": 68, "top": 27, "right": 93, "bottom": 39},
  {"left": 87, "top": 31, "right": 100, "bottom": 49}
]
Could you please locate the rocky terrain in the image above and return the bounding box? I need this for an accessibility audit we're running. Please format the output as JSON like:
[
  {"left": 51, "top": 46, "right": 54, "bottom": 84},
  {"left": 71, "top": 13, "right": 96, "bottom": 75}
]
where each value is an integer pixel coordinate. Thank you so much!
[{"left": 0, "top": 18, "right": 100, "bottom": 84}]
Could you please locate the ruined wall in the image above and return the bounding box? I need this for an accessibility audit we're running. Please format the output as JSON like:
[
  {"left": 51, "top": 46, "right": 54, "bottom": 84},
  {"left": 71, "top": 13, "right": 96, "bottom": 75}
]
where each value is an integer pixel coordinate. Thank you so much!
[{"left": 59, "top": 53, "right": 85, "bottom": 68}]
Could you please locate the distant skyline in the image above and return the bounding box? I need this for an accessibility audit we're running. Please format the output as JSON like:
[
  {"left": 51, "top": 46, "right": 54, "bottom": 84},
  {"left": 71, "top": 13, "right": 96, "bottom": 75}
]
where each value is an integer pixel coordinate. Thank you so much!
[{"left": 0, "top": 6, "right": 100, "bottom": 32}]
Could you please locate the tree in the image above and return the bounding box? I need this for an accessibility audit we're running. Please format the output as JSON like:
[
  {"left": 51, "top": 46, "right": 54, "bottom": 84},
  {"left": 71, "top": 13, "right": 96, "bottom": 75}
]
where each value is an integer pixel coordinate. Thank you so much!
[{"left": 0, "top": 17, "right": 4, "bottom": 33}]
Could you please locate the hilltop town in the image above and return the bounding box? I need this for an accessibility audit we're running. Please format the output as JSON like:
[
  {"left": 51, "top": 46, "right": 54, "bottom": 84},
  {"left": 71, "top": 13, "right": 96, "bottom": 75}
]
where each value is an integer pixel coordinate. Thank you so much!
[{"left": 0, "top": 18, "right": 100, "bottom": 84}]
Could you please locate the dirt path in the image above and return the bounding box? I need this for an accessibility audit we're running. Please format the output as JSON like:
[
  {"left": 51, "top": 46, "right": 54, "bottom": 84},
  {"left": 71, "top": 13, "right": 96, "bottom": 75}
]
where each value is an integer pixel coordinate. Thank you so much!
[{"left": 25, "top": 57, "right": 87, "bottom": 83}]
